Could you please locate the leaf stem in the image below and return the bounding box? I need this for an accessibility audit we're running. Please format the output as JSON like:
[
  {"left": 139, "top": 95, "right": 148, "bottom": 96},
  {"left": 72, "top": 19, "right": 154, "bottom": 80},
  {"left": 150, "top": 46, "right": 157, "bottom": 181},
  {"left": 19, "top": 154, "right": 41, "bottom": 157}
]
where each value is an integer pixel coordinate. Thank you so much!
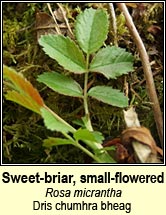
[
  {"left": 83, "top": 54, "right": 93, "bottom": 131},
  {"left": 84, "top": 72, "right": 89, "bottom": 115}
]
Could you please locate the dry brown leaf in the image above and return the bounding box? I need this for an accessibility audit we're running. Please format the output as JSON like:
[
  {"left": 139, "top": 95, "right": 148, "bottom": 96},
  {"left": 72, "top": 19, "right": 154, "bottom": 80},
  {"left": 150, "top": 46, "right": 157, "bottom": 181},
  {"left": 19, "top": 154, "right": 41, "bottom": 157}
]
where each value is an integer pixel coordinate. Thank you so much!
[
  {"left": 121, "top": 127, "right": 163, "bottom": 163},
  {"left": 54, "top": 7, "right": 65, "bottom": 22},
  {"left": 121, "top": 127, "right": 156, "bottom": 152},
  {"left": 35, "top": 12, "right": 57, "bottom": 40}
]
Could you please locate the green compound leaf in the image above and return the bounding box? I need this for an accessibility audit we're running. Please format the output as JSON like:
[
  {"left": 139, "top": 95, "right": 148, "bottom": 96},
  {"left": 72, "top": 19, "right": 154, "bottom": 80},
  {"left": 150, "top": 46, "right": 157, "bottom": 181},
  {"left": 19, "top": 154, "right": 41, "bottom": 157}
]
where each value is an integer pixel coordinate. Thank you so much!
[
  {"left": 39, "top": 35, "right": 86, "bottom": 73},
  {"left": 90, "top": 46, "right": 134, "bottom": 79},
  {"left": 43, "top": 137, "right": 75, "bottom": 148},
  {"left": 88, "top": 86, "right": 128, "bottom": 107},
  {"left": 75, "top": 8, "right": 109, "bottom": 54},
  {"left": 41, "top": 107, "right": 75, "bottom": 133},
  {"left": 37, "top": 72, "right": 83, "bottom": 97}
]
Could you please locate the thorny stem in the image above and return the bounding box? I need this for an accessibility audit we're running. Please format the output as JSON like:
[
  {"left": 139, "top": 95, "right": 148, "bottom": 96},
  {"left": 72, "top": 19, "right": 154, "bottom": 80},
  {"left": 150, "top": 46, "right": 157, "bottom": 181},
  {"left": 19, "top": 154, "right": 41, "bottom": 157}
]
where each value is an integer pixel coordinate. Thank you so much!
[{"left": 117, "top": 3, "right": 163, "bottom": 148}]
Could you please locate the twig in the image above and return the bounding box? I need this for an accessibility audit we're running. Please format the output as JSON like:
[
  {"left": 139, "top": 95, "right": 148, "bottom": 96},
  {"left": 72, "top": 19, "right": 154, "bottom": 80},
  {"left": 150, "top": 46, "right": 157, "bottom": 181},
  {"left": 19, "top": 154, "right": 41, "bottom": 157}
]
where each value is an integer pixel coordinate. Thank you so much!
[
  {"left": 107, "top": 3, "right": 118, "bottom": 46},
  {"left": 47, "top": 3, "right": 62, "bottom": 34},
  {"left": 57, "top": 3, "right": 74, "bottom": 37},
  {"left": 117, "top": 3, "right": 163, "bottom": 147},
  {"left": 35, "top": 23, "right": 67, "bottom": 31}
]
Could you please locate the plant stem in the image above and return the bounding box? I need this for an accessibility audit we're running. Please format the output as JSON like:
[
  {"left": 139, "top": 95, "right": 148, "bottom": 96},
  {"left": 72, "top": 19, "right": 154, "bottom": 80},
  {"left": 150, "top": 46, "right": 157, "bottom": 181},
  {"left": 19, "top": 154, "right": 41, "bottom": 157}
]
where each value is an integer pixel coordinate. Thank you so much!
[
  {"left": 83, "top": 54, "right": 93, "bottom": 131},
  {"left": 84, "top": 72, "right": 89, "bottom": 116},
  {"left": 75, "top": 141, "right": 103, "bottom": 163}
]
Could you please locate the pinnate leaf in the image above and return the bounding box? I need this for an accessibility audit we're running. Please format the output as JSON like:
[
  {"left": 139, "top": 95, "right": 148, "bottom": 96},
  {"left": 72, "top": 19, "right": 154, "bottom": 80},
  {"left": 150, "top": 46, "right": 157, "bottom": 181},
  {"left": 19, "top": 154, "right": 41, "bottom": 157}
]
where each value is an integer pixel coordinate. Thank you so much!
[
  {"left": 39, "top": 35, "right": 86, "bottom": 73},
  {"left": 3, "top": 65, "right": 44, "bottom": 114},
  {"left": 75, "top": 8, "right": 109, "bottom": 54},
  {"left": 90, "top": 46, "right": 134, "bottom": 79},
  {"left": 88, "top": 86, "right": 128, "bottom": 107},
  {"left": 37, "top": 72, "right": 83, "bottom": 97}
]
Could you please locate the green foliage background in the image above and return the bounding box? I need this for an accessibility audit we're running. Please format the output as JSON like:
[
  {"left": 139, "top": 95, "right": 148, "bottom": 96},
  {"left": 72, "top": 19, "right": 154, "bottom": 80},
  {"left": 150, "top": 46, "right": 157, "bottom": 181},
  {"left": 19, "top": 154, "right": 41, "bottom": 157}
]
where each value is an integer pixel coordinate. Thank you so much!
[{"left": 3, "top": 3, "right": 163, "bottom": 163}]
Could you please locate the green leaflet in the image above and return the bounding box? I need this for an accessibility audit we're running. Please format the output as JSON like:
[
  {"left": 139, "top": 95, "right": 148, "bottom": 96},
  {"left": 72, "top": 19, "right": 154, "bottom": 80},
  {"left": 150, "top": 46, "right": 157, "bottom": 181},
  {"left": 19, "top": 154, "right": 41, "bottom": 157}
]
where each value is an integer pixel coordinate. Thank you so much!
[
  {"left": 37, "top": 72, "right": 83, "bottom": 97},
  {"left": 41, "top": 107, "right": 75, "bottom": 133},
  {"left": 74, "top": 128, "right": 104, "bottom": 143},
  {"left": 88, "top": 86, "right": 128, "bottom": 107},
  {"left": 3, "top": 65, "right": 44, "bottom": 114},
  {"left": 39, "top": 35, "right": 86, "bottom": 73},
  {"left": 90, "top": 46, "right": 134, "bottom": 79},
  {"left": 5, "top": 91, "right": 42, "bottom": 114},
  {"left": 75, "top": 8, "right": 109, "bottom": 54}
]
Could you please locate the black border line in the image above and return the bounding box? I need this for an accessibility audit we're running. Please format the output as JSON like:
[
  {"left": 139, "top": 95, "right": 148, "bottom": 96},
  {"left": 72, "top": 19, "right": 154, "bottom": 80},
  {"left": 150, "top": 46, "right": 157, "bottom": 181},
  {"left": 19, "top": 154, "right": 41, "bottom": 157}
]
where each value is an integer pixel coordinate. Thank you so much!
[{"left": 1, "top": 1, "right": 165, "bottom": 166}]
